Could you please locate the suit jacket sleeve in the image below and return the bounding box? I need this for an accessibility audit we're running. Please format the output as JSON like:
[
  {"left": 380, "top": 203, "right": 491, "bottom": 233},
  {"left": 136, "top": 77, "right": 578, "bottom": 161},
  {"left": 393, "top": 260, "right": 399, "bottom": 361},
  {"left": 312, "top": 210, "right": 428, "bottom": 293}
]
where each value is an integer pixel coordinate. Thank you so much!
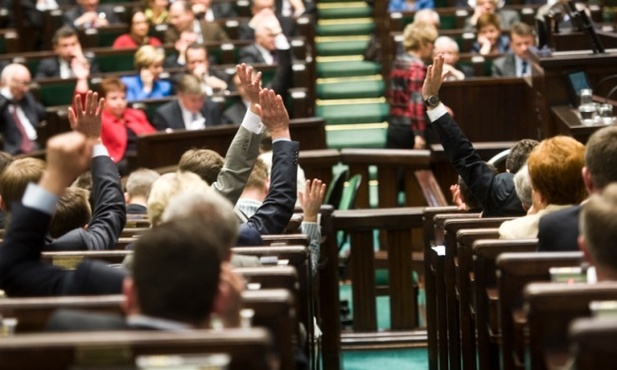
[
  {"left": 268, "top": 48, "right": 292, "bottom": 95},
  {"left": 212, "top": 126, "right": 262, "bottom": 204},
  {"left": 431, "top": 113, "right": 524, "bottom": 217},
  {"left": 246, "top": 140, "right": 298, "bottom": 234},
  {"left": 0, "top": 203, "right": 126, "bottom": 297},
  {"left": 46, "top": 155, "right": 127, "bottom": 251},
  {"left": 152, "top": 107, "right": 170, "bottom": 131},
  {"left": 491, "top": 57, "right": 505, "bottom": 77}
]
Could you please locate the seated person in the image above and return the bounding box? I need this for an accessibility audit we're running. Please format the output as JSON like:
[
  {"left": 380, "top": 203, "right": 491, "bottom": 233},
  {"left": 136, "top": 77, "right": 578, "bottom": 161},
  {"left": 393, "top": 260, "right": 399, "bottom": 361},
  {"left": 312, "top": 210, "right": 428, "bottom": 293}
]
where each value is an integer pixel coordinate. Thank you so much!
[
  {"left": 63, "top": 0, "right": 120, "bottom": 29},
  {"left": 48, "top": 187, "right": 91, "bottom": 238},
  {"left": 513, "top": 164, "right": 533, "bottom": 213},
  {"left": 238, "top": 0, "right": 298, "bottom": 41},
  {"left": 165, "top": 0, "right": 229, "bottom": 44},
  {"left": 36, "top": 26, "right": 100, "bottom": 79},
  {"left": 499, "top": 136, "right": 587, "bottom": 239},
  {"left": 450, "top": 163, "right": 497, "bottom": 213},
  {"left": 163, "top": 30, "right": 199, "bottom": 70},
  {"left": 0, "top": 64, "right": 45, "bottom": 155},
  {"left": 471, "top": 13, "right": 509, "bottom": 55},
  {"left": 152, "top": 74, "right": 222, "bottom": 131},
  {"left": 388, "top": 0, "right": 434, "bottom": 12},
  {"left": 112, "top": 7, "right": 163, "bottom": 49},
  {"left": 492, "top": 22, "right": 536, "bottom": 77},
  {"left": 185, "top": 42, "right": 229, "bottom": 95},
  {"left": 422, "top": 55, "right": 538, "bottom": 217},
  {"left": 433, "top": 36, "right": 471, "bottom": 80},
  {"left": 125, "top": 168, "right": 161, "bottom": 217},
  {"left": 223, "top": 73, "right": 250, "bottom": 124},
  {"left": 144, "top": 0, "right": 169, "bottom": 26},
  {"left": 98, "top": 77, "right": 157, "bottom": 174},
  {"left": 239, "top": 13, "right": 291, "bottom": 66},
  {"left": 464, "top": 0, "right": 520, "bottom": 30},
  {"left": 413, "top": 9, "right": 440, "bottom": 29},
  {"left": 121, "top": 45, "right": 172, "bottom": 102}
]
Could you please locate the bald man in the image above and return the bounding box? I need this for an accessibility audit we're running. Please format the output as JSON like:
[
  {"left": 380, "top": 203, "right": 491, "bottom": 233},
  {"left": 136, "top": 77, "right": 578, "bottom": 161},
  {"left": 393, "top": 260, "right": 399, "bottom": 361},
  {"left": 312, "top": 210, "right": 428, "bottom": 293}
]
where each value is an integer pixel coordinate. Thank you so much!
[{"left": 0, "top": 64, "right": 45, "bottom": 155}]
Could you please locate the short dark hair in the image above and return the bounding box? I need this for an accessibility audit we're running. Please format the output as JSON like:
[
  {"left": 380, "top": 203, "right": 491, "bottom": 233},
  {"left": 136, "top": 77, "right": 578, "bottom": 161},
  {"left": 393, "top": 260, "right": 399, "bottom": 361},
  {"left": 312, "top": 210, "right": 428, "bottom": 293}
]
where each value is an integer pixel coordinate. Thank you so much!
[
  {"left": 132, "top": 220, "right": 222, "bottom": 325},
  {"left": 48, "top": 187, "right": 92, "bottom": 238},
  {"left": 510, "top": 22, "right": 534, "bottom": 38},
  {"left": 52, "top": 26, "right": 78, "bottom": 46},
  {"left": 580, "top": 183, "right": 617, "bottom": 273},
  {"left": 178, "top": 149, "right": 224, "bottom": 184},
  {"left": 0, "top": 158, "right": 45, "bottom": 211},
  {"left": 585, "top": 126, "right": 617, "bottom": 190},
  {"left": 506, "top": 138, "right": 539, "bottom": 173}
]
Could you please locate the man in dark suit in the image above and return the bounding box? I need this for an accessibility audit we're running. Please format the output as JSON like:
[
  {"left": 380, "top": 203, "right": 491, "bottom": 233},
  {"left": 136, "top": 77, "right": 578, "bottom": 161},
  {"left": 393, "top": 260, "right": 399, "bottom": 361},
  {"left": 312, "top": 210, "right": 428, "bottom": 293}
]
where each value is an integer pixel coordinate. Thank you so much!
[
  {"left": 492, "top": 22, "right": 536, "bottom": 77},
  {"left": 422, "top": 55, "right": 533, "bottom": 217},
  {"left": 35, "top": 26, "right": 100, "bottom": 79},
  {"left": 124, "top": 168, "right": 160, "bottom": 218},
  {"left": 238, "top": 0, "right": 298, "bottom": 41},
  {"left": 165, "top": 0, "right": 229, "bottom": 45},
  {"left": 152, "top": 74, "right": 223, "bottom": 131},
  {"left": 538, "top": 126, "right": 617, "bottom": 252},
  {"left": 0, "top": 64, "right": 45, "bottom": 155},
  {"left": 62, "top": 0, "right": 120, "bottom": 29},
  {"left": 240, "top": 15, "right": 287, "bottom": 65}
]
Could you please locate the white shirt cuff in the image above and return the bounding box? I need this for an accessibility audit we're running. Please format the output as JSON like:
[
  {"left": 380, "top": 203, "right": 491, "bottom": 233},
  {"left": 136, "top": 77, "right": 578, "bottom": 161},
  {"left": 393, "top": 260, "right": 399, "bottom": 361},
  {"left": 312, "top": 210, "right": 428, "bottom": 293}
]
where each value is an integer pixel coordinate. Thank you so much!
[
  {"left": 427, "top": 103, "right": 448, "bottom": 122},
  {"left": 22, "top": 183, "right": 58, "bottom": 215},
  {"left": 93, "top": 144, "right": 109, "bottom": 158},
  {"left": 241, "top": 110, "right": 264, "bottom": 134},
  {"left": 274, "top": 34, "right": 290, "bottom": 50}
]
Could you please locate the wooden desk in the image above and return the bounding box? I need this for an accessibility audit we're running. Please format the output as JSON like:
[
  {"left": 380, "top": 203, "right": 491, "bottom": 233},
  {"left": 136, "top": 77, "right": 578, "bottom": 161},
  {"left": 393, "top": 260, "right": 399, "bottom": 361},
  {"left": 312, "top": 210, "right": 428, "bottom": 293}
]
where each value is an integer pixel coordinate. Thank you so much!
[{"left": 550, "top": 105, "right": 609, "bottom": 144}]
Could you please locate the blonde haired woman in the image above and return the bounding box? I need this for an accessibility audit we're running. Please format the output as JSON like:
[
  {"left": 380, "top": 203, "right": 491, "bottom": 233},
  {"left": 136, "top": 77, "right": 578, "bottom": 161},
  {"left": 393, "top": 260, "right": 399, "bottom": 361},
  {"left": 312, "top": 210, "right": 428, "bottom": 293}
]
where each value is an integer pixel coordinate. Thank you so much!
[{"left": 121, "top": 45, "right": 172, "bottom": 102}]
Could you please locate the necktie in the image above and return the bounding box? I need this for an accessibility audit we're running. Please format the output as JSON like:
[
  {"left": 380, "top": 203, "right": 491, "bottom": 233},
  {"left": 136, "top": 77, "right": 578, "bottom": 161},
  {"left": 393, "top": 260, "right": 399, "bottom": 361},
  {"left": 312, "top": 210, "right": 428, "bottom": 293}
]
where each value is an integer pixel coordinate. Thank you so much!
[
  {"left": 11, "top": 104, "right": 33, "bottom": 153},
  {"left": 271, "top": 51, "right": 278, "bottom": 64},
  {"left": 521, "top": 60, "right": 528, "bottom": 77}
]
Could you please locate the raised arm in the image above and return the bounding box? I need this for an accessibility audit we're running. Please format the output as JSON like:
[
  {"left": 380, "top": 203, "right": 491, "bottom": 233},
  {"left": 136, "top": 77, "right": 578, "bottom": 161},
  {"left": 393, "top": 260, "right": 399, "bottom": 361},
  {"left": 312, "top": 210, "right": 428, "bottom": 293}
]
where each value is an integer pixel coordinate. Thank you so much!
[{"left": 299, "top": 178, "right": 326, "bottom": 275}]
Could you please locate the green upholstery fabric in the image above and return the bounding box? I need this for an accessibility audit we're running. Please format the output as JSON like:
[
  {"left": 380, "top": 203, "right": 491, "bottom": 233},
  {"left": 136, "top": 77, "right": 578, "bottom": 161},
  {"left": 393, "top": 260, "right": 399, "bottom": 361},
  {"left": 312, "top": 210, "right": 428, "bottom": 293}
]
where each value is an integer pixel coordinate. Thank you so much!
[
  {"left": 39, "top": 81, "right": 78, "bottom": 107},
  {"left": 318, "top": 6, "right": 372, "bottom": 19},
  {"left": 316, "top": 40, "right": 369, "bottom": 56},
  {"left": 317, "top": 79, "right": 384, "bottom": 99},
  {"left": 317, "top": 22, "right": 375, "bottom": 37},
  {"left": 318, "top": 60, "right": 381, "bottom": 78},
  {"left": 326, "top": 127, "right": 386, "bottom": 149},
  {"left": 96, "top": 52, "right": 135, "bottom": 73},
  {"left": 317, "top": 102, "right": 388, "bottom": 125}
]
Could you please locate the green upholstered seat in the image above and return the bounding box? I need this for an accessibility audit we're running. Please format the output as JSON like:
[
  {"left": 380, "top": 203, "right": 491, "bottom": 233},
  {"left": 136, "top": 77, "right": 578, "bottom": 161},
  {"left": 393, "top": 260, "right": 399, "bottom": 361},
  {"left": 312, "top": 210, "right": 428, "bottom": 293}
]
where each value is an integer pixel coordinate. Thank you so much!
[
  {"left": 317, "top": 21, "right": 375, "bottom": 37},
  {"left": 316, "top": 39, "right": 369, "bottom": 56},
  {"left": 317, "top": 101, "right": 388, "bottom": 125},
  {"left": 318, "top": 4, "right": 372, "bottom": 19},
  {"left": 326, "top": 126, "right": 386, "bottom": 149},
  {"left": 96, "top": 51, "right": 136, "bottom": 74},
  {"left": 317, "top": 60, "right": 381, "bottom": 78},
  {"left": 317, "top": 78, "right": 384, "bottom": 100}
]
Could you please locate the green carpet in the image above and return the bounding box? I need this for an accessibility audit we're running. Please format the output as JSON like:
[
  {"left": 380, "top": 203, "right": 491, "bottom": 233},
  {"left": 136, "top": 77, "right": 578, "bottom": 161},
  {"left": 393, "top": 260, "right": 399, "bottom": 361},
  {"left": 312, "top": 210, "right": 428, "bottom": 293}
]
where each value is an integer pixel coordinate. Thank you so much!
[{"left": 342, "top": 348, "right": 429, "bottom": 369}]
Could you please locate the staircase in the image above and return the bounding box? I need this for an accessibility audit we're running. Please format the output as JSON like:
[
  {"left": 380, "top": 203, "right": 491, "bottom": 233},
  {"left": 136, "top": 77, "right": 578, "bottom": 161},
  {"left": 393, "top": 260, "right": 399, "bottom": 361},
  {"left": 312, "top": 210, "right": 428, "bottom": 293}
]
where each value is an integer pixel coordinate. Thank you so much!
[{"left": 315, "top": 0, "right": 388, "bottom": 149}]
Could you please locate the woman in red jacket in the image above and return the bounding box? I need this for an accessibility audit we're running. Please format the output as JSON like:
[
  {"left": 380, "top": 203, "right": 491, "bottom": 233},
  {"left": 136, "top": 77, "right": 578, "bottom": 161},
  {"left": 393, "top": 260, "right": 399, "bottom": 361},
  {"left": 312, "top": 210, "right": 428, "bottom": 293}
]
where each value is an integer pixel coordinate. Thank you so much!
[
  {"left": 99, "top": 77, "right": 156, "bottom": 174},
  {"left": 112, "top": 8, "right": 162, "bottom": 49}
]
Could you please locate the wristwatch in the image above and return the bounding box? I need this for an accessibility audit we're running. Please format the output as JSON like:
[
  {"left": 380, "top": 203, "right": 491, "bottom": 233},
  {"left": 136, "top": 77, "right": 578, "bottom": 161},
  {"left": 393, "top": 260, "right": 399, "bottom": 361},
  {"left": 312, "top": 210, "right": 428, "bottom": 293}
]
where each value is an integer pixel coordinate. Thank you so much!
[{"left": 424, "top": 95, "right": 440, "bottom": 108}]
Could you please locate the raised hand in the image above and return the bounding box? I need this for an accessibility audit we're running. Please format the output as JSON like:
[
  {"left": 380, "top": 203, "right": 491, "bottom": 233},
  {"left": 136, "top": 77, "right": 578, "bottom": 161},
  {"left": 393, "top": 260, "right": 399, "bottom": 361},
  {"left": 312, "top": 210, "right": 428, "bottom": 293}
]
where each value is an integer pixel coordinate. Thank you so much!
[
  {"left": 422, "top": 54, "right": 445, "bottom": 102},
  {"left": 235, "top": 64, "right": 262, "bottom": 114},
  {"left": 68, "top": 90, "right": 104, "bottom": 141},
  {"left": 256, "top": 89, "right": 290, "bottom": 141},
  {"left": 299, "top": 179, "right": 326, "bottom": 222},
  {"left": 40, "top": 132, "right": 94, "bottom": 196}
]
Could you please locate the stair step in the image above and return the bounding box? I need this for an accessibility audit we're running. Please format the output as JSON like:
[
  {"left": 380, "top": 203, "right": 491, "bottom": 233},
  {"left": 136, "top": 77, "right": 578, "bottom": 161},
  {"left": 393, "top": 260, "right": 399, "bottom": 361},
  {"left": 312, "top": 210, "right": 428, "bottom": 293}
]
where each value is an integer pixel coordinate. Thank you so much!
[
  {"left": 317, "top": 60, "right": 381, "bottom": 78},
  {"left": 317, "top": 18, "right": 375, "bottom": 36},
  {"left": 318, "top": 3, "right": 372, "bottom": 19},
  {"left": 316, "top": 39, "right": 369, "bottom": 56},
  {"left": 325, "top": 123, "right": 387, "bottom": 149},
  {"left": 317, "top": 76, "right": 384, "bottom": 99},
  {"left": 316, "top": 100, "right": 389, "bottom": 125}
]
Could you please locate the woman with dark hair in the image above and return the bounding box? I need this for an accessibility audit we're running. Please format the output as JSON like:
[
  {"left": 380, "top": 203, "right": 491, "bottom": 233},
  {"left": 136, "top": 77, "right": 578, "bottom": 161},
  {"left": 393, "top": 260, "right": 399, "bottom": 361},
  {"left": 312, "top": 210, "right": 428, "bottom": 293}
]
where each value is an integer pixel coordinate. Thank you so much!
[
  {"left": 144, "top": 0, "right": 169, "bottom": 26},
  {"left": 112, "top": 8, "right": 162, "bottom": 48}
]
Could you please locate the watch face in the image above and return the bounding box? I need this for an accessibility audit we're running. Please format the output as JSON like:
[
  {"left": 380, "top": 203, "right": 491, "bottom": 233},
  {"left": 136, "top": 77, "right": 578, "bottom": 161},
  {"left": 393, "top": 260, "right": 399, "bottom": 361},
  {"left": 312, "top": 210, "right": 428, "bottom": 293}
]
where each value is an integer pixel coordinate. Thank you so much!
[{"left": 427, "top": 96, "right": 439, "bottom": 106}]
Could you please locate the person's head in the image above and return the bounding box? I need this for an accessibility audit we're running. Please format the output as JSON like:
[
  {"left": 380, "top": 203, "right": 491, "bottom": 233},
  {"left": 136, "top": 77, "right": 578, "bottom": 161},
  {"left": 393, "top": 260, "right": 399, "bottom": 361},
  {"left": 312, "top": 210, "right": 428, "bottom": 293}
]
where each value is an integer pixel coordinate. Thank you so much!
[
  {"left": 251, "top": 0, "right": 275, "bottom": 15},
  {"left": 147, "top": 171, "right": 210, "bottom": 225},
  {"left": 169, "top": 0, "right": 195, "bottom": 32},
  {"left": 527, "top": 136, "right": 586, "bottom": 208},
  {"left": 0, "top": 64, "right": 32, "bottom": 102},
  {"left": 185, "top": 43, "right": 209, "bottom": 75},
  {"left": 129, "top": 8, "right": 151, "bottom": 39},
  {"left": 52, "top": 26, "right": 81, "bottom": 62},
  {"left": 100, "top": 77, "right": 128, "bottom": 118},
  {"left": 476, "top": 13, "right": 502, "bottom": 47},
  {"left": 125, "top": 168, "right": 161, "bottom": 203},
  {"left": 134, "top": 45, "right": 165, "bottom": 78},
  {"left": 126, "top": 219, "right": 222, "bottom": 326},
  {"left": 413, "top": 9, "right": 441, "bottom": 29},
  {"left": 0, "top": 158, "right": 46, "bottom": 211},
  {"left": 244, "top": 157, "right": 269, "bottom": 192},
  {"left": 177, "top": 74, "right": 205, "bottom": 113},
  {"left": 506, "top": 138, "right": 539, "bottom": 173},
  {"left": 0, "top": 152, "right": 14, "bottom": 175},
  {"left": 509, "top": 22, "right": 535, "bottom": 60},
  {"left": 402, "top": 22, "right": 438, "bottom": 61},
  {"left": 161, "top": 190, "right": 239, "bottom": 260},
  {"left": 77, "top": 0, "right": 99, "bottom": 12},
  {"left": 178, "top": 148, "right": 224, "bottom": 184},
  {"left": 513, "top": 164, "right": 533, "bottom": 210},
  {"left": 254, "top": 18, "right": 281, "bottom": 51},
  {"left": 433, "top": 36, "right": 460, "bottom": 65},
  {"left": 579, "top": 183, "right": 617, "bottom": 280},
  {"left": 474, "top": 0, "right": 497, "bottom": 16},
  {"left": 582, "top": 126, "right": 617, "bottom": 194},
  {"left": 48, "top": 187, "right": 92, "bottom": 238}
]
